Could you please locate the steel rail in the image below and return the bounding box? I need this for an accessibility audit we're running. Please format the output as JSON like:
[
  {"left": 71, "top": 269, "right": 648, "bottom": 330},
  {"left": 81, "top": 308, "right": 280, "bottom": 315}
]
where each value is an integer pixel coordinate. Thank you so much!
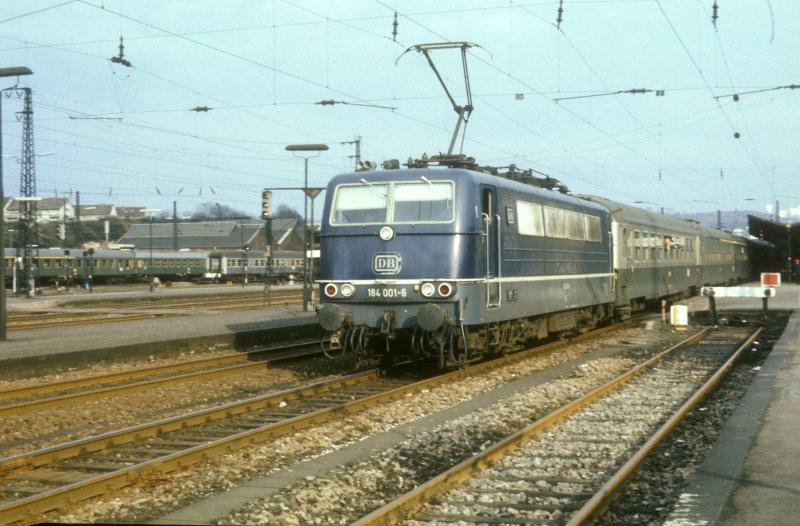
[
  {"left": 565, "top": 326, "right": 764, "bottom": 525},
  {"left": 59, "top": 290, "right": 301, "bottom": 310},
  {"left": 0, "top": 322, "right": 632, "bottom": 523},
  {"left": 0, "top": 347, "right": 324, "bottom": 417},
  {"left": 0, "top": 340, "right": 324, "bottom": 403},
  {"left": 7, "top": 313, "right": 181, "bottom": 331},
  {"left": 0, "top": 369, "right": 403, "bottom": 523},
  {"left": 5, "top": 297, "right": 303, "bottom": 331},
  {"left": 352, "top": 327, "right": 714, "bottom": 526},
  {"left": 0, "top": 369, "right": 382, "bottom": 474},
  {"left": 7, "top": 312, "right": 112, "bottom": 322}
]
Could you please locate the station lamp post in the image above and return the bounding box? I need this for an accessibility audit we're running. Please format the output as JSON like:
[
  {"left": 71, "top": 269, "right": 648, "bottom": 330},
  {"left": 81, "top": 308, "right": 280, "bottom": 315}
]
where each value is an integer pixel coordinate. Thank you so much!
[
  {"left": 142, "top": 209, "right": 161, "bottom": 292},
  {"left": 0, "top": 66, "right": 33, "bottom": 340},
  {"left": 285, "top": 143, "right": 328, "bottom": 311}
]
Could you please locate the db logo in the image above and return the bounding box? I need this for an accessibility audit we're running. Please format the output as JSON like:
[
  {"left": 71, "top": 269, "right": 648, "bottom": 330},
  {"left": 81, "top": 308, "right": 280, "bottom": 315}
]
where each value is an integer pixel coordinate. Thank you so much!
[{"left": 373, "top": 252, "right": 402, "bottom": 275}]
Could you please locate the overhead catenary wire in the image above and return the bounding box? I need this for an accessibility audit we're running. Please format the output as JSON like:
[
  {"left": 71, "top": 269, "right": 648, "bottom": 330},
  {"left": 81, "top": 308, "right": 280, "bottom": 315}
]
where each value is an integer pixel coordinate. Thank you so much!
[{"left": 0, "top": 1, "right": 792, "bottom": 216}]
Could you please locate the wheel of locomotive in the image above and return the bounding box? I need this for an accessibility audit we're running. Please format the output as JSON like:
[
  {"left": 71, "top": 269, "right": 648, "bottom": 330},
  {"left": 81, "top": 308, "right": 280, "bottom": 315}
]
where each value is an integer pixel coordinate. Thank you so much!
[
  {"left": 436, "top": 335, "right": 446, "bottom": 369},
  {"left": 411, "top": 328, "right": 423, "bottom": 357},
  {"left": 495, "top": 322, "right": 510, "bottom": 355},
  {"left": 347, "top": 328, "right": 359, "bottom": 356},
  {"left": 445, "top": 330, "right": 463, "bottom": 367}
]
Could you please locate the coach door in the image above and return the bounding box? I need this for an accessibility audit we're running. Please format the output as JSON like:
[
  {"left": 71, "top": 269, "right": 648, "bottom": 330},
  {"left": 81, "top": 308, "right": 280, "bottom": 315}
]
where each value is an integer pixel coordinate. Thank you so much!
[{"left": 482, "top": 186, "right": 501, "bottom": 307}]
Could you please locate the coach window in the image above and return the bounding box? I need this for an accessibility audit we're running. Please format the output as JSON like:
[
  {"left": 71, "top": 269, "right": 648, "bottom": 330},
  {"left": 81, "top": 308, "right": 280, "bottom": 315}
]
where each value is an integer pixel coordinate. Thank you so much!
[
  {"left": 651, "top": 233, "right": 658, "bottom": 261},
  {"left": 642, "top": 232, "right": 650, "bottom": 261},
  {"left": 623, "top": 228, "right": 633, "bottom": 259},
  {"left": 634, "top": 231, "right": 641, "bottom": 260}
]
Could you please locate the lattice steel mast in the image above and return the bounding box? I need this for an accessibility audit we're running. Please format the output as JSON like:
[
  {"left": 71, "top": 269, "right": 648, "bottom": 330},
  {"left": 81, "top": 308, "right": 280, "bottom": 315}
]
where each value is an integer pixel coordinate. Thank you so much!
[{"left": 17, "top": 87, "right": 39, "bottom": 295}]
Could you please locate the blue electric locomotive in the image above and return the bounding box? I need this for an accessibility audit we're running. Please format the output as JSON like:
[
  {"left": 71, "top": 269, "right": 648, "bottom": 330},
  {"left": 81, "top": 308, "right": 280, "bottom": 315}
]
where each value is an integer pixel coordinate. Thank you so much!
[{"left": 317, "top": 165, "right": 617, "bottom": 367}]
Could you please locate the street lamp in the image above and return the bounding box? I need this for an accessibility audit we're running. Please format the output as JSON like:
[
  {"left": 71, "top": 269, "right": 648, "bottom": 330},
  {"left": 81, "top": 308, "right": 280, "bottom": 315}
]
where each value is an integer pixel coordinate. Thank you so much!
[
  {"left": 0, "top": 66, "right": 33, "bottom": 340},
  {"left": 285, "top": 143, "right": 328, "bottom": 311},
  {"left": 142, "top": 208, "right": 161, "bottom": 292}
]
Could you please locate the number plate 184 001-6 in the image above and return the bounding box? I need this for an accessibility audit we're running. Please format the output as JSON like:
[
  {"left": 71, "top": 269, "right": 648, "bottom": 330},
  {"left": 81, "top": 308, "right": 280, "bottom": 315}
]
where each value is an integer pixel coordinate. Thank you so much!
[{"left": 366, "top": 286, "right": 409, "bottom": 299}]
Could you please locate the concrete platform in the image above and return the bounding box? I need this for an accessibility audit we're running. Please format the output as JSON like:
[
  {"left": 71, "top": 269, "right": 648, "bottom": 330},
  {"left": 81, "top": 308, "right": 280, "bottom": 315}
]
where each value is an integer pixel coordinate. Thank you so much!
[
  {"left": 0, "top": 285, "right": 319, "bottom": 376},
  {"left": 666, "top": 282, "right": 799, "bottom": 525}
]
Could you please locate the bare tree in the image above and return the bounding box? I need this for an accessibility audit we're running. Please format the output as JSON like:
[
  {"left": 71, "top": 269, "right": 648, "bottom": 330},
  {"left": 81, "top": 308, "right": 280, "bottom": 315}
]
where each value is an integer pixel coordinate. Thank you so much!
[
  {"left": 274, "top": 204, "right": 302, "bottom": 219},
  {"left": 191, "top": 202, "right": 250, "bottom": 220}
]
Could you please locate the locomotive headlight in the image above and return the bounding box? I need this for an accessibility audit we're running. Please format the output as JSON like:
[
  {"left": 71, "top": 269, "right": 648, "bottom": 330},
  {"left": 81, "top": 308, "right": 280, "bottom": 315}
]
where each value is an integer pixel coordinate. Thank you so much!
[
  {"left": 420, "top": 282, "right": 436, "bottom": 297},
  {"left": 340, "top": 283, "right": 355, "bottom": 298},
  {"left": 324, "top": 283, "right": 338, "bottom": 298},
  {"left": 379, "top": 226, "right": 394, "bottom": 241},
  {"left": 437, "top": 282, "right": 454, "bottom": 297}
]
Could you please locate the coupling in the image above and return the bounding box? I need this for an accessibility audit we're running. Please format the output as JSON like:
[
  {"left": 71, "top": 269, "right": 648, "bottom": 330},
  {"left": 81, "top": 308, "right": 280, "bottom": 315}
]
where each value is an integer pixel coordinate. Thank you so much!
[
  {"left": 318, "top": 304, "right": 347, "bottom": 331},
  {"left": 416, "top": 303, "right": 449, "bottom": 332}
]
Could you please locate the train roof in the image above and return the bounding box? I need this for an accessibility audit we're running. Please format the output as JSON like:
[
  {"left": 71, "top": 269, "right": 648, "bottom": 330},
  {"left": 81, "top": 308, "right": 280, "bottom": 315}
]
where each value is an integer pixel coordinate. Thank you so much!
[
  {"left": 3, "top": 248, "right": 209, "bottom": 259},
  {"left": 208, "top": 250, "right": 301, "bottom": 258},
  {"left": 327, "top": 167, "right": 608, "bottom": 215},
  {"left": 578, "top": 195, "right": 745, "bottom": 242}
]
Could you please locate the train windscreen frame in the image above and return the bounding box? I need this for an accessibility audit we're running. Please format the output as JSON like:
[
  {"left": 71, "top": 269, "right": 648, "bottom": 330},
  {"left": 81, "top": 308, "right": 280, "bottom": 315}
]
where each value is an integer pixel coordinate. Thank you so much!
[{"left": 330, "top": 179, "right": 455, "bottom": 225}]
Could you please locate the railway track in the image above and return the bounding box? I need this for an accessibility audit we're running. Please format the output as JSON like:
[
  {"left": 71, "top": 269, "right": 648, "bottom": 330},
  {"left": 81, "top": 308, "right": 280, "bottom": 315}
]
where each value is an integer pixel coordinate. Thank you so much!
[
  {"left": 5, "top": 311, "right": 184, "bottom": 331},
  {"left": 0, "top": 324, "right": 632, "bottom": 524},
  {"left": 355, "top": 326, "right": 762, "bottom": 526},
  {"left": 0, "top": 370, "right": 408, "bottom": 523},
  {"left": 0, "top": 340, "right": 326, "bottom": 418},
  {"left": 5, "top": 290, "right": 303, "bottom": 331}
]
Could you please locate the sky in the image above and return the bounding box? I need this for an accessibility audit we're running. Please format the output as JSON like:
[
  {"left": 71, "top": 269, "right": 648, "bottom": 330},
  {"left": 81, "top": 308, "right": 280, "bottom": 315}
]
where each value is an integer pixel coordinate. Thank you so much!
[{"left": 0, "top": 0, "right": 798, "bottom": 222}]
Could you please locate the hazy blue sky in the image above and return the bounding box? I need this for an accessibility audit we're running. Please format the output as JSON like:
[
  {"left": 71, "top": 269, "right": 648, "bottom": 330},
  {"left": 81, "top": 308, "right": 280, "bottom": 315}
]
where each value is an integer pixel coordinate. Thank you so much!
[{"left": 1, "top": 0, "right": 797, "bottom": 221}]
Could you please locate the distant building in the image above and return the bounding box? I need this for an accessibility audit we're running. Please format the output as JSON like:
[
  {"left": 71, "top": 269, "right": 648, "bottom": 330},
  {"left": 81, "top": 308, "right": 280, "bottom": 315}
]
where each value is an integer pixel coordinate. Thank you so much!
[
  {"left": 77, "top": 204, "right": 117, "bottom": 221},
  {"left": 116, "top": 218, "right": 305, "bottom": 253},
  {"left": 4, "top": 197, "right": 74, "bottom": 223},
  {"left": 115, "top": 206, "right": 146, "bottom": 220}
]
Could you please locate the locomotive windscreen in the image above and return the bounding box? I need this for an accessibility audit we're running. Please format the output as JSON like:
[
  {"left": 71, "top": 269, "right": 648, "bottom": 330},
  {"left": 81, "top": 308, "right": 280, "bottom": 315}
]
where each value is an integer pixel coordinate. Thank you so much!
[{"left": 331, "top": 180, "right": 454, "bottom": 225}]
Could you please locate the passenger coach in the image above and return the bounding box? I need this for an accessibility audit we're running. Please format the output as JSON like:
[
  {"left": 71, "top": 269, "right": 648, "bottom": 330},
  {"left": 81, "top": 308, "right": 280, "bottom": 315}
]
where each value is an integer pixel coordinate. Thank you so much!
[{"left": 581, "top": 196, "right": 751, "bottom": 315}]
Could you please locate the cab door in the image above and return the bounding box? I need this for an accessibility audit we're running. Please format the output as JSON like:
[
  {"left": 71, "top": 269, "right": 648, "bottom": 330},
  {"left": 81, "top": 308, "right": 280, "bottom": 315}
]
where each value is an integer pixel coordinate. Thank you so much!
[{"left": 482, "top": 186, "right": 501, "bottom": 307}]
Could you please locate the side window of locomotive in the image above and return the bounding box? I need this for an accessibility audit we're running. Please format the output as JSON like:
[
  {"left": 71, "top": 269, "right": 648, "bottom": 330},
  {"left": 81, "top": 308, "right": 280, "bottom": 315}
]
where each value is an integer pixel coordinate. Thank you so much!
[
  {"left": 566, "top": 211, "right": 584, "bottom": 240},
  {"left": 544, "top": 207, "right": 568, "bottom": 238},
  {"left": 482, "top": 188, "right": 493, "bottom": 223},
  {"left": 392, "top": 181, "right": 454, "bottom": 223},
  {"left": 516, "top": 201, "right": 543, "bottom": 236},
  {"left": 331, "top": 184, "right": 389, "bottom": 225},
  {"left": 585, "top": 215, "right": 602, "bottom": 242}
]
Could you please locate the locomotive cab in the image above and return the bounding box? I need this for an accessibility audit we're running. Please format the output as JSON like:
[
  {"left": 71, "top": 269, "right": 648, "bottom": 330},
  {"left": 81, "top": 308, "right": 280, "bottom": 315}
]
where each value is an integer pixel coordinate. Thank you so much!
[
  {"left": 317, "top": 168, "right": 497, "bottom": 365},
  {"left": 317, "top": 167, "right": 615, "bottom": 368}
]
